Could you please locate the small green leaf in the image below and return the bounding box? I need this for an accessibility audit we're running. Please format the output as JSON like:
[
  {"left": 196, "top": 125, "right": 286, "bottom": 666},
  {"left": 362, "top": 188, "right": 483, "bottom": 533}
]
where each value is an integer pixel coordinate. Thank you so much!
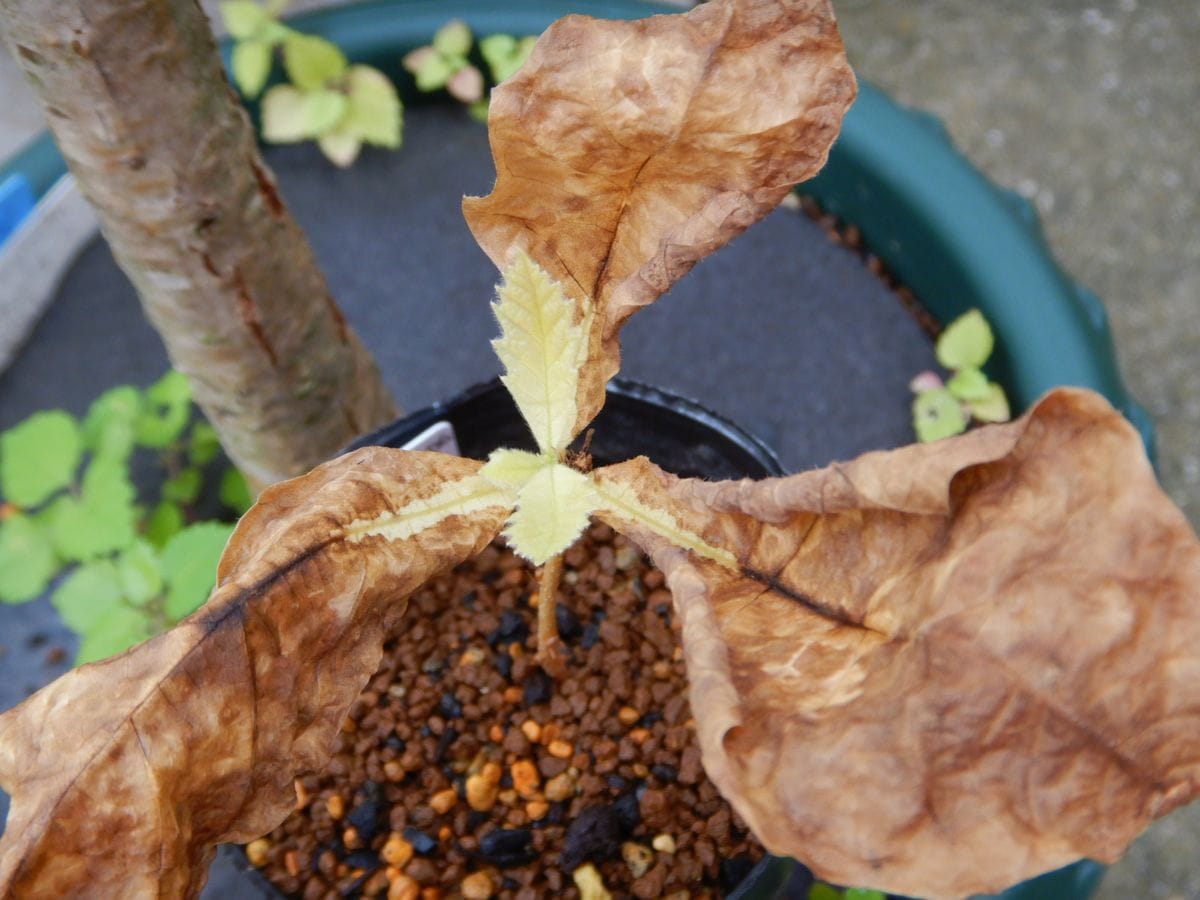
[
  {"left": 480, "top": 33, "right": 536, "bottom": 83},
  {"left": 414, "top": 53, "right": 454, "bottom": 92},
  {"left": 344, "top": 65, "right": 402, "bottom": 148},
  {"left": 163, "top": 467, "right": 203, "bottom": 505},
  {"left": 260, "top": 20, "right": 290, "bottom": 46},
  {"left": 220, "top": 1, "right": 270, "bottom": 40},
  {"left": 283, "top": 32, "right": 347, "bottom": 91},
  {"left": 219, "top": 467, "right": 254, "bottom": 515},
  {"left": 116, "top": 540, "right": 163, "bottom": 606},
  {"left": 467, "top": 99, "right": 490, "bottom": 123},
  {"left": 967, "top": 382, "right": 1012, "bottom": 424},
  {"left": 160, "top": 522, "right": 235, "bottom": 622},
  {"left": 81, "top": 385, "right": 140, "bottom": 461},
  {"left": 43, "top": 457, "right": 138, "bottom": 561},
  {"left": 145, "top": 500, "right": 185, "bottom": 548},
  {"left": 0, "top": 513, "right": 58, "bottom": 603},
  {"left": 232, "top": 39, "right": 273, "bottom": 98},
  {"left": 187, "top": 421, "right": 222, "bottom": 467},
  {"left": 318, "top": 128, "right": 362, "bottom": 167},
  {"left": 844, "top": 889, "right": 886, "bottom": 900},
  {"left": 51, "top": 559, "right": 124, "bottom": 634},
  {"left": 479, "top": 34, "right": 516, "bottom": 75},
  {"left": 936, "top": 309, "right": 994, "bottom": 371},
  {"left": 76, "top": 604, "right": 152, "bottom": 665},
  {"left": 302, "top": 89, "right": 349, "bottom": 136},
  {"left": 945, "top": 367, "right": 992, "bottom": 402},
  {"left": 808, "top": 884, "right": 844, "bottom": 900},
  {"left": 432, "top": 19, "right": 473, "bottom": 58},
  {"left": 401, "top": 45, "right": 435, "bottom": 75},
  {"left": 261, "top": 85, "right": 309, "bottom": 142},
  {"left": 913, "top": 388, "right": 969, "bottom": 443},
  {"left": 135, "top": 370, "right": 192, "bottom": 449},
  {"left": 0, "top": 410, "right": 82, "bottom": 508}
]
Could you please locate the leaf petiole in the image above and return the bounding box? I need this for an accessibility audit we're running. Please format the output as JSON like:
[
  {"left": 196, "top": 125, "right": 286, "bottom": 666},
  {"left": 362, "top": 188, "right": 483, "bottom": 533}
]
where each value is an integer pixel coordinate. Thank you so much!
[{"left": 536, "top": 553, "right": 567, "bottom": 677}]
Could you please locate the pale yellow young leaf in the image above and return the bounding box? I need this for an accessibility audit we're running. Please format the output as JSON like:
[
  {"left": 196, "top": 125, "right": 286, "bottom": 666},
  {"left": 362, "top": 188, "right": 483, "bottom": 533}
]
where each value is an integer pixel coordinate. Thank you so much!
[
  {"left": 260, "top": 85, "right": 308, "bottom": 142},
  {"left": 480, "top": 448, "right": 551, "bottom": 492},
  {"left": 344, "top": 474, "right": 506, "bottom": 543},
  {"left": 318, "top": 128, "right": 362, "bottom": 168},
  {"left": 492, "top": 251, "right": 591, "bottom": 455},
  {"left": 591, "top": 472, "right": 736, "bottom": 570},
  {"left": 503, "top": 463, "right": 597, "bottom": 565},
  {"left": 345, "top": 65, "right": 403, "bottom": 148}
]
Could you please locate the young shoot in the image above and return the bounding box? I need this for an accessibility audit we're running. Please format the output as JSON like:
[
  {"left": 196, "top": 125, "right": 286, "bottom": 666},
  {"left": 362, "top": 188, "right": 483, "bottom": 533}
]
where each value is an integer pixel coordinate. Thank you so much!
[
  {"left": 911, "top": 308, "right": 1010, "bottom": 441},
  {"left": 221, "top": 0, "right": 402, "bottom": 166}
]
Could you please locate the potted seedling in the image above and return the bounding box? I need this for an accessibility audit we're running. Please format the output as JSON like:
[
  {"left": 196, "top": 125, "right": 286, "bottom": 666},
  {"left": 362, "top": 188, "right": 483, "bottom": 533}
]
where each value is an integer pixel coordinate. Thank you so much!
[{"left": 1, "top": 2, "right": 1197, "bottom": 899}]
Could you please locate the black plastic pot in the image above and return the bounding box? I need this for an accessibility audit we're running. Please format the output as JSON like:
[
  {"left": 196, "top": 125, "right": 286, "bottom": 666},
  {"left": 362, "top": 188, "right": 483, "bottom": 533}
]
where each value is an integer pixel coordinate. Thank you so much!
[
  {"left": 347, "top": 377, "right": 782, "bottom": 479},
  {"left": 233, "top": 377, "right": 789, "bottom": 897},
  {"left": 354, "top": 379, "right": 1107, "bottom": 900}
]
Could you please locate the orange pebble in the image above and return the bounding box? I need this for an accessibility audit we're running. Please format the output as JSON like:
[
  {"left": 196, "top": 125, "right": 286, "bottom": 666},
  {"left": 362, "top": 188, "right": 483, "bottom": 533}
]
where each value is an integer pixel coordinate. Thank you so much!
[
  {"left": 387, "top": 874, "right": 420, "bottom": 900},
  {"left": 488, "top": 723, "right": 504, "bottom": 743},
  {"left": 511, "top": 759, "right": 540, "bottom": 798},
  {"left": 617, "top": 706, "right": 641, "bottom": 727},
  {"left": 430, "top": 788, "right": 457, "bottom": 815},
  {"left": 326, "top": 794, "right": 345, "bottom": 821},
  {"left": 548, "top": 740, "right": 573, "bottom": 759},
  {"left": 520, "top": 720, "right": 542, "bottom": 743},
  {"left": 628, "top": 727, "right": 650, "bottom": 745},
  {"left": 503, "top": 686, "right": 523, "bottom": 704},
  {"left": 381, "top": 835, "right": 414, "bottom": 868}
]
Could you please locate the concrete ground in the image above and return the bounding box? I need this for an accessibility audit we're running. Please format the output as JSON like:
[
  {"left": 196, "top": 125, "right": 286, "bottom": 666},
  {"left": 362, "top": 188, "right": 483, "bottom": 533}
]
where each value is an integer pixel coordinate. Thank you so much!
[
  {"left": 1, "top": 1, "right": 1197, "bottom": 897},
  {"left": 829, "top": 5, "right": 1200, "bottom": 897}
]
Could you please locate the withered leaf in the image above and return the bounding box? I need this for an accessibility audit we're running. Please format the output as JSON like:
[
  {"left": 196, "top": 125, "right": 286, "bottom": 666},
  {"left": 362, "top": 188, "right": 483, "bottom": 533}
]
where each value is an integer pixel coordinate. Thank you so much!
[
  {"left": 464, "top": 0, "right": 856, "bottom": 440},
  {"left": 594, "top": 388, "right": 1200, "bottom": 899},
  {"left": 0, "top": 449, "right": 510, "bottom": 898}
]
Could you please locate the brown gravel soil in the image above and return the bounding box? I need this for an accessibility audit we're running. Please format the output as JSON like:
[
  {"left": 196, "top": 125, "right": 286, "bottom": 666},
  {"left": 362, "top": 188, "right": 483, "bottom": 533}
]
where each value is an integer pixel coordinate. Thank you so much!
[{"left": 245, "top": 523, "right": 765, "bottom": 900}]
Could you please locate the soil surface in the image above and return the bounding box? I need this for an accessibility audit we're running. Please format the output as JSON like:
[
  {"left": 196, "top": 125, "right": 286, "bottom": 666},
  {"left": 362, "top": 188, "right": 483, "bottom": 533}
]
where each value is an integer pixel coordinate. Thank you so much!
[{"left": 249, "top": 524, "right": 763, "bottom": 899}]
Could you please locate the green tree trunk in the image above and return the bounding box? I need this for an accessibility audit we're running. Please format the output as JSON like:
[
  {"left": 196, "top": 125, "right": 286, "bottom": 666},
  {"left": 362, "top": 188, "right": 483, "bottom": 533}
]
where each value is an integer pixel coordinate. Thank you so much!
[{"left": 0, "top": 0, "right": 398, "bottom": 488}]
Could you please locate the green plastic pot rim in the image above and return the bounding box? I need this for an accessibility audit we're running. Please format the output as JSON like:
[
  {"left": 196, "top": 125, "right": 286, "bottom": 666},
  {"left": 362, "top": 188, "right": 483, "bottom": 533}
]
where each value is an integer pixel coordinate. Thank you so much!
[{"left": 0, "top": 0, "right": 1152, "bottom": 462}]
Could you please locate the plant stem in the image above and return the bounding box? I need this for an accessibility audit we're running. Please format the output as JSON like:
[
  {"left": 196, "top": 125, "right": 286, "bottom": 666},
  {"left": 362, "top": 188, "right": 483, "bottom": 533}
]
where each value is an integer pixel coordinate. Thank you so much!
[{"left": 537, "top": 553, "right": 567, "bottom": 677}]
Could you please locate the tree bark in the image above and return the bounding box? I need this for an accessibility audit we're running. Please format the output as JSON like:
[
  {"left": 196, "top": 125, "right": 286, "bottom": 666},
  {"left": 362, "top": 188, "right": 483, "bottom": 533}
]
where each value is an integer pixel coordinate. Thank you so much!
[{"left": 0, "top": 0, "right": 397, "bottom": 488}]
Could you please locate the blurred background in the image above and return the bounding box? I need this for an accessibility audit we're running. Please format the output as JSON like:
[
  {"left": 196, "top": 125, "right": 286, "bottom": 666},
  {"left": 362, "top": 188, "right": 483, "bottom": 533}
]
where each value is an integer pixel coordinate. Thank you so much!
[{"left": 1, "top": 1, "right": 1197, "bottom": 897}]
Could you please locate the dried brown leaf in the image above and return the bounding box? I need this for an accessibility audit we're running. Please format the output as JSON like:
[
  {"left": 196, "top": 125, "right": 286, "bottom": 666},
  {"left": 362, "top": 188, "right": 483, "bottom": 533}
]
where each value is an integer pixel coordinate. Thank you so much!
[
  {"left": 464, "top": 0, "right": 856, "bottom": 439},
  {"left": 594, "top": 388, "right": 1200, "bottom": 899},
  {"left": 0, "top": 449, "right": 510, "bottom": 898}
]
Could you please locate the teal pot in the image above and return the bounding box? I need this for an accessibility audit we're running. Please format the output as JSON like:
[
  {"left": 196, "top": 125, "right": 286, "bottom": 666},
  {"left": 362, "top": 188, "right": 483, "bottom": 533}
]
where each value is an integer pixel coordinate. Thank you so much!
[
  {"left": 0, "top": 2, "right": 1144, "bottom": 897},
  {"left": 0, "top": 0, "right": 1154, "bottom": 459}
]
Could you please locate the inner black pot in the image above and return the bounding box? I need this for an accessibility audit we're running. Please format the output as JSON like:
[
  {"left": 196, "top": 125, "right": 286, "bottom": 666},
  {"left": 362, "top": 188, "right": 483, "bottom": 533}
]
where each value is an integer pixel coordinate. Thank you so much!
[
  {"left": 347, "top": 377, "right": 784, "bottom": 480},
  {"left": 227, "top": 377, "right": 805, "bottom": 899}
]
